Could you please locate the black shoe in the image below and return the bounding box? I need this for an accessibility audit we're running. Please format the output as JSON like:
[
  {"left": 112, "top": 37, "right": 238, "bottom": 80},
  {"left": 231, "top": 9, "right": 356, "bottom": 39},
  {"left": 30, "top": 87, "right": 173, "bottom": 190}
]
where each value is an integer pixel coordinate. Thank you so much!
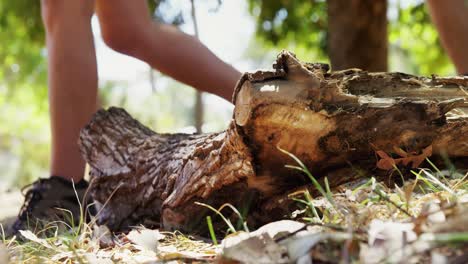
[{"left": 7, "top": 176, "right": 95, "bottom": 238}]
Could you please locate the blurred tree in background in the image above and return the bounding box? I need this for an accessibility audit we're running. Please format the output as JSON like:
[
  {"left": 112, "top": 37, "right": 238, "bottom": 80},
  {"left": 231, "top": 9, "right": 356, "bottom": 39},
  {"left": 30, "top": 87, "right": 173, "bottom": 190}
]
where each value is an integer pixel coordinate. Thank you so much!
[
  {"left": 0, "top": 0, "right": 457, "bottom": 187},
  {"left": 0, "top": 1, "right": 48, "bottom": 187},
  {"left": 248, "top": 0, "right": 454, "bottom": 74}
]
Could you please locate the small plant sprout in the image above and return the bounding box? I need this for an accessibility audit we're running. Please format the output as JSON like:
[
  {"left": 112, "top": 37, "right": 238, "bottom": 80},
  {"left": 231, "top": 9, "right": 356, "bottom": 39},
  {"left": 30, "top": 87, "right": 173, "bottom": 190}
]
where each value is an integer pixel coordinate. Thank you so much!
[
  {"left": 290, "top": 189, "right": 322, "bottom": 222},
  {"left": 277, "top": 146, "right": 337, "bottom": 210},
  {"left": 195, "top": 202, "right": 249, "bottom": 235},
  {"left": 206, "top": 216, "right": 218, "bottom": 245}
]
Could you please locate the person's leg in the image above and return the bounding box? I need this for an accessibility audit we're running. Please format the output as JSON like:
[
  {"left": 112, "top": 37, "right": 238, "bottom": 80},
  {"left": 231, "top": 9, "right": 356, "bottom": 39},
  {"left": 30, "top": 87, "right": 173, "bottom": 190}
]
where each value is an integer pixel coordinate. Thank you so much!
[
  {"left": 6, "top": 1, "right": 98, "bottom": 236},
  {"left": 427, "top": 0, "right": 468, "bottom": 74},
  {"left": 95, "top": 0, "right": 241, "bottom": 101},
  {"left": 42, "top": 0, "right": 97, "bottom": 182}
]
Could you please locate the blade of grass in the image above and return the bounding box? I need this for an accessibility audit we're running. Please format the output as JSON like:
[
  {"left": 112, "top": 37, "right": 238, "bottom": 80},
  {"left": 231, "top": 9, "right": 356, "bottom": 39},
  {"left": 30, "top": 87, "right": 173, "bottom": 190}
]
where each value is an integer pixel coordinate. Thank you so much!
[
  {"left": 412, "top": 170, "right": 439, "bottom": 192},
  {"left": 427, "top": 232, "right": 468, "bottom": 243},
  {"left": 279, "top": 147, "right": 336, "bottom": 209},
  {"left": 452, "top": 172, "right": 468, "bottom": 190},
  {"left": 291, "top": 197, "right": 311, "bottom": 206},
  {"left": 418, "top": 185, "right": 427, "bottom": 195},
  {"left": 324, "top": 177, "right": 332, "bottom": 198},
  {"left": 89, "top": 182, "right": 123, "bottom": 227},
  {"left": 70, "top": 180, "right": 84, "bottom": 233},
  {"left": 303, "top": 190, "right": 321, "bottom": 220},
  {"left": 194, "top": 202, "right": 236, "bottom": 233},
  {"left": 372, "top": 188, "right": 412, "bottom": 218},
  {"left": 421, "top": 170, "right": 455, "bottom": 195},
  {"left": 0, "top": 224, "right": 5, "bottom": 243},
  {"left": 352, "top": 177, "right": 374, "bottom": 195},
  {"left": 217, "top": 203, "right": 249, "bottom": 232},
  {"left": 206, "top": 216, "right": 218, "bottom": 245},
  {"left": 425, "top": 158, "right": 448, "bottom": 184},
  {"left": 392, "top": 164, "right": 405, "bottom": 186}
]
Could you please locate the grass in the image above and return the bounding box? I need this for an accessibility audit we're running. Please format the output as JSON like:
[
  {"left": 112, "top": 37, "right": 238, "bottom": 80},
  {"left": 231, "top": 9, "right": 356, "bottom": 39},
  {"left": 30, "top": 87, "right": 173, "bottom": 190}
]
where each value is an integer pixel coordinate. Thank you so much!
[
  {"left": 3, "top": 221, "right": 219, "bottom": 263},
  {"left": 194, "top": 202, "right": 250, "bottom": 234},
  {"left": 206, "top": 216, "right": 218, "bottom": 245},
  {"left": 279, "top": 147, "right": 337, "bottom": 210},
  {"left": 279, "top": 153, "right": 468, "bottom": 262},
  {"left": 1, "top": 155, "right": 467, "bottom": 263}
]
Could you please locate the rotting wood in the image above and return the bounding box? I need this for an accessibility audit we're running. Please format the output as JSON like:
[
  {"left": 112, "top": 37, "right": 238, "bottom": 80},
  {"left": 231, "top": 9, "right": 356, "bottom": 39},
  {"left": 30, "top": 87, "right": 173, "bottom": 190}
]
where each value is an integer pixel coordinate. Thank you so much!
[{"left": 79, "top": 51, "right": 468, "bottom": 233}]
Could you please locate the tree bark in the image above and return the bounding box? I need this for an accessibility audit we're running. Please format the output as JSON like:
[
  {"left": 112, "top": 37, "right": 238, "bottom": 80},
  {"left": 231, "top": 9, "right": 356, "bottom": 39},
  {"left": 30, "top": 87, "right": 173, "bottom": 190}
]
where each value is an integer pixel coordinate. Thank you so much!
[
  {"left": 79, "top": 51, "right": 467, "bottom": 233},
  {"left": 327, "top": 0, "right": 388, "bottom": 71}
]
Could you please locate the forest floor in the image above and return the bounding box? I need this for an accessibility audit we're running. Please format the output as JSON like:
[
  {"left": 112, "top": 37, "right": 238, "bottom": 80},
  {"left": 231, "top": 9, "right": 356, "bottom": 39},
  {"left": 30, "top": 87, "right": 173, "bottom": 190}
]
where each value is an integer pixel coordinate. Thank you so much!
[{"left": 1, "top": 167, "right": 467, "bottom": 263}]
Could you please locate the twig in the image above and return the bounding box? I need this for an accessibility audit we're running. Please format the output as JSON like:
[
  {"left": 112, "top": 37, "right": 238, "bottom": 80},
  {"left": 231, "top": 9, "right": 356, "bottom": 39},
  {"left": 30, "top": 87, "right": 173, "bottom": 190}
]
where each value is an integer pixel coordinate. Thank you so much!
[
  {"left": 372, "top": 189, "right": 413, "bottom": 218},
  {"left": 274, "top": 222, "right": 366, "bottom": 243}
]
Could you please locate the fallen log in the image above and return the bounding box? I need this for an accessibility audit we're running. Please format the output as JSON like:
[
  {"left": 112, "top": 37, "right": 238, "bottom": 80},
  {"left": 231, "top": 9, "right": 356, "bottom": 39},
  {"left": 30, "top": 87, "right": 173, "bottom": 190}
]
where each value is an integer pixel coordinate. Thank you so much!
[{"left": 79, "top": 51, "right": 468, "bottom": 233}]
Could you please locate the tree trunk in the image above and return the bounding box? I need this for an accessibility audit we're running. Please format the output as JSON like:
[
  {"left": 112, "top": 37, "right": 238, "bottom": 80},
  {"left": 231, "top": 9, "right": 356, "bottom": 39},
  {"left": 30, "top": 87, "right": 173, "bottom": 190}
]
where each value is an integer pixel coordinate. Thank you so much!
[
  {"left": 327, "top": 0, "right": 388, "bottom": 71},
  {"left": 194, "top": 91, "right": 203, "bottom": 133},
  {"left": 79, "top": 51, "right": 467, "bottom": 233},
  {"left": 191, "top": 0, "right": 204, "bottom": 133}
]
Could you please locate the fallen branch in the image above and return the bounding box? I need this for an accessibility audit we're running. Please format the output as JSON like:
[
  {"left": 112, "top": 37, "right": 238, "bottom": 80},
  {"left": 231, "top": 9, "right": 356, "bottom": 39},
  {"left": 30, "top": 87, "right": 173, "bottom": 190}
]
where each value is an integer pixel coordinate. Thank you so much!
[{"left": 79, "top": 51, "right": 468, "bottom": 232}]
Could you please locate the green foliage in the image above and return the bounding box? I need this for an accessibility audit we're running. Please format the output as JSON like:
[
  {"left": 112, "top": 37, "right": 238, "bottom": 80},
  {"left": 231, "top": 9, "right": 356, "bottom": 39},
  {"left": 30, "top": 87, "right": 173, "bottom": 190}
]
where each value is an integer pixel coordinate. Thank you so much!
[
  {"left": 0, "top": 0, "right": 46, "bottom": 90},
  {"left": 0, "top": 1, "right": 49, "bottom": 186},
  {"left": 0, "top": 0, "right": 172, "bottom": 97},
  {"left": 248, "top": 0, "right": 455, "bottom": 75},
  {"left": 0, "top": 1, "right": 43, "bottom": 43},
  {"left": 0, "top": 99, "right": 50, "bottom": 186},
  {"left": 248, "top": 0, "right": 328, "bottom": 61},
  {"left": 389, "top": 2, "right": 454, "bottom": 75}
]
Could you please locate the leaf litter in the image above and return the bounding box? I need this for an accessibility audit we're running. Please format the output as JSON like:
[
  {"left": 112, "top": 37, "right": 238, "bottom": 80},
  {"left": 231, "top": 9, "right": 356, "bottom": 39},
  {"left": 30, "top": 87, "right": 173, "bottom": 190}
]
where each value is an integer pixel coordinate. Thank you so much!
[{"left": 2, "top": 169, "right": 467, "bottom": 263}]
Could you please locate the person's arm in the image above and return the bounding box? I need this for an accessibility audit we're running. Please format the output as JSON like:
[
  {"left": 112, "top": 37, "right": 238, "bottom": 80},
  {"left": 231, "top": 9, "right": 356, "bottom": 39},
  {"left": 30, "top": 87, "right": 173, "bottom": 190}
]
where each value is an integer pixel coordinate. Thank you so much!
[
  {"left": 96, "top": 0, "right": 241, "bottom": 102},
  {"left": 427, "top": 0, "right": 468, "bottom": 74}
]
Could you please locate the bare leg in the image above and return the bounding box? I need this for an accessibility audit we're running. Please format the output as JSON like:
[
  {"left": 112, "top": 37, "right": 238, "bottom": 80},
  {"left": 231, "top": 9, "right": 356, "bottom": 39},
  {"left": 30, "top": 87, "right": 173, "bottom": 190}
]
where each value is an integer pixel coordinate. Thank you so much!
[
  {"left": 427, "top": 0, "right": 468, "bottom": 74},
  {"left": 95, "top": 0, "right": 241, "bottom": 101},
  {"left": 41, "top": 0, "right": 97, "bottom": 182}
]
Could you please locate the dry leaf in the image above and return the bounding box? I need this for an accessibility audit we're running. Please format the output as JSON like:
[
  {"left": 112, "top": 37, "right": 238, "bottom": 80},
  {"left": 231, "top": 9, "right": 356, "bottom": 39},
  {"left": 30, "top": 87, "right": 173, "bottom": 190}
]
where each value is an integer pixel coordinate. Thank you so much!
[
  {"left": 376, "top": 150, "right": 396, "bottom": 170},
  {"left": 222, "top": 232, "right": 289, "bottom": 264},
  {"left": 126, "top": 228, "right": 165, "bottom": 253},
  {"left": 18, "top": 230, "right": 54, "bottom": 249},
  {"left": 376, "top": 145, "right": 432, "bottom": 170}
]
